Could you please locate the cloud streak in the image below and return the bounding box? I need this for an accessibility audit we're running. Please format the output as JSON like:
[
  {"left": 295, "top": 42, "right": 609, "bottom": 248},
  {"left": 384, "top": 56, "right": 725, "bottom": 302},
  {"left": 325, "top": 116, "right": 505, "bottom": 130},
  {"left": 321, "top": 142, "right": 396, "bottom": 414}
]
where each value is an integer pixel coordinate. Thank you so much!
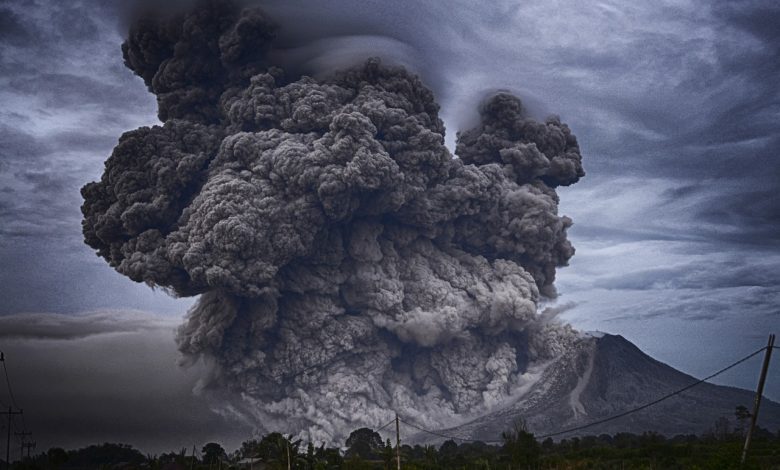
[{"left": 0, "top": 310, "right": 178, "bottom": 340}]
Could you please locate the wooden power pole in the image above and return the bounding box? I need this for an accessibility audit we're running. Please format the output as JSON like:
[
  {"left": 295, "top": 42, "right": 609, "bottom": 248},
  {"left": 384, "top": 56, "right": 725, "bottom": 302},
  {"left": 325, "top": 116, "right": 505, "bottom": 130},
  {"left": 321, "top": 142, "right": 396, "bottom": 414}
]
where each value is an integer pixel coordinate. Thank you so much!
[
  {"left": 22, "top": 442, "right": 35, "bottom": 459},
  {"left": 286, "top": 439, "right": 291, "bottom": 470},
  {"left": 2, "top": 407, "right": 23, "bottom": 470},
  {"left": 395, "top": 413, "right": 401, "bottom": 470},
  {"left": 14, "top": 432, "right": 31, "bottom": 461},
  {"left": 741, "top": 333, "right": 775, "bottom": 467}
]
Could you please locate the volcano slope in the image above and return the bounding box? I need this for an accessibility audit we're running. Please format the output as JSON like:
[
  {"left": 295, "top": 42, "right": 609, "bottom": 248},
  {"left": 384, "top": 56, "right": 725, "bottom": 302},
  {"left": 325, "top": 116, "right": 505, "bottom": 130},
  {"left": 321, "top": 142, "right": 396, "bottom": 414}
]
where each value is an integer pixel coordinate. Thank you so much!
[{"left": 410, "top": 333, "right": 780, "bottom": 442}]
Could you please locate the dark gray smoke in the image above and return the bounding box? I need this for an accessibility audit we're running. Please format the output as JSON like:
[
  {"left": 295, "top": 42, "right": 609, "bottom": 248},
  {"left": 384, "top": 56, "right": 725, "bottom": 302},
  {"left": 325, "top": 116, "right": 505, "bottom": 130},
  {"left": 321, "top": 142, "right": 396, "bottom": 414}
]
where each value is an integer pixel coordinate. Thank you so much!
[{"left": 81, "top": 0, "right": 584, "bottom": 442}]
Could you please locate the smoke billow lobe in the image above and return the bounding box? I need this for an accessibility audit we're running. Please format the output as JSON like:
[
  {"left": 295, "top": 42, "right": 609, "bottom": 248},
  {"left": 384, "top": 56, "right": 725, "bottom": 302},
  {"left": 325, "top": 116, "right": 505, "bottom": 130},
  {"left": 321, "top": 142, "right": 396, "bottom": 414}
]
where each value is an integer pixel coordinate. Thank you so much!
[{"left": 81, "top": 0, "right": 584, "bottom": 442}]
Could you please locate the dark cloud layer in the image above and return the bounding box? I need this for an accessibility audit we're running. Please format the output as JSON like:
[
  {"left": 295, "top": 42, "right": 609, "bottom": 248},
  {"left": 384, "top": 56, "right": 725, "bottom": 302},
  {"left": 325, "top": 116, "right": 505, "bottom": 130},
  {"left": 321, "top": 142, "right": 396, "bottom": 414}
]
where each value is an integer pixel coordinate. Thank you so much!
[
  {"left": 0, "top": 6, "right": 35, "bottom": 45},
  {"left": 0, "top": 310, "right": 175, "bottom": 340}
]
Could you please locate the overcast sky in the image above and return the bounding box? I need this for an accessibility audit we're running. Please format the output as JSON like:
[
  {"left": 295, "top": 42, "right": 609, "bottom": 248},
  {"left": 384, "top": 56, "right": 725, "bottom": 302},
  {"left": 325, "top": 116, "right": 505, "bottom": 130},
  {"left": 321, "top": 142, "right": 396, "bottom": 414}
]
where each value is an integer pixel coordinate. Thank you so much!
[{"left": 0, "top": 0, "right": 778, "bottom": 455}]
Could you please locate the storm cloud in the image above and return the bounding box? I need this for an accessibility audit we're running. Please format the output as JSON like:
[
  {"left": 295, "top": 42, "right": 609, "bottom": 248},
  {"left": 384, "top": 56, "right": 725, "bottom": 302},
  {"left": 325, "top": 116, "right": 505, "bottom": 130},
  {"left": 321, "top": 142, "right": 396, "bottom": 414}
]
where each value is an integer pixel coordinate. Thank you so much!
[{"left": 81, "top": 0, "right": 583, "bottom": 442}]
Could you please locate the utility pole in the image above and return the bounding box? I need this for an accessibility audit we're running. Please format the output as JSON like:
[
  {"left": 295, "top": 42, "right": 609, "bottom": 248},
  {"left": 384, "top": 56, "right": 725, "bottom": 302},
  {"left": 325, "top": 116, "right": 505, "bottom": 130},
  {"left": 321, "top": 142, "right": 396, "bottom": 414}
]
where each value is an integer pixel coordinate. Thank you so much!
[
  {"left": 741, "top": 333, "right": 775, "bottom": 467},
  {"left": 395, "top": 413, "right": 401, "bottom": 470},
  {"left": 286, "top": 439, "right": 291, "bottom": 470},
  {"left": 190, "top": 445, "right": 196, "bottom": 470},
  {"left": 1, "top": 407, "right": 22, "bottom": 470},
  {"left": 14, "top": 432, "right": 31, "bottom": 461},
  {"left": 22, "top": 442, "right": 35, "bottom": 459}
]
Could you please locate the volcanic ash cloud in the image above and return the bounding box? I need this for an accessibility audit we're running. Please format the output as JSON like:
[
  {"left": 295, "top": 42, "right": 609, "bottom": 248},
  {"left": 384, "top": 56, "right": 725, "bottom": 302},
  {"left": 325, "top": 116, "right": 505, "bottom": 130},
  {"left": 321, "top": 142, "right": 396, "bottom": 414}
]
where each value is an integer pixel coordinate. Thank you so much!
[{"left": 81, "top": 1, "right": 584, "bottom": 442}]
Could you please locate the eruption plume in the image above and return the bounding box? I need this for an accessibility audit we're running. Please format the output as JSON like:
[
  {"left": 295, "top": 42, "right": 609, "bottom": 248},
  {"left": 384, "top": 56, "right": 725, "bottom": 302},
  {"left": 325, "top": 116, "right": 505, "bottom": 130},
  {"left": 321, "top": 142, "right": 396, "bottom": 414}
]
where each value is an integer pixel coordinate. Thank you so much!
[{"left": 81, "top": 0, "right": 584, "bottom": 442}]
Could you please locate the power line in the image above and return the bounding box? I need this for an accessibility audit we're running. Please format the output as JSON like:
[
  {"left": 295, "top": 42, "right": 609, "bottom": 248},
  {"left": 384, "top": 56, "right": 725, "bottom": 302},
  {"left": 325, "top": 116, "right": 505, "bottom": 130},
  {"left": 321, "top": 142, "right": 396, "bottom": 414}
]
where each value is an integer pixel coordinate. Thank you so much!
[
  {"left": 398, "top": 417, "right": 501, "bottom": 444},
  {"left": 0, "top": 353, "right": 10, "bottom": 409},
  {"left": 1, "top": 408, "right": 22, "bottom": 470},
  {"left": 16, "top": 411, "right": 26, "bottom": 435},
  {"left": 376, "top": 418, "right": 396, "bottom": 433},
  {"left": 269, "top": 346, "right": 381, "bottom": 382},
  {"left": 0, "top": 352, "right": 27, "bottom": 434},
  {"left": 0, "top": 359, "right": 7, "bottom": 411},
  {"left": 396, "top": 345, "right": 769, "bottom": 444},
  {"left": 1, "top": 355, "right": 20, "bottom": 411}
]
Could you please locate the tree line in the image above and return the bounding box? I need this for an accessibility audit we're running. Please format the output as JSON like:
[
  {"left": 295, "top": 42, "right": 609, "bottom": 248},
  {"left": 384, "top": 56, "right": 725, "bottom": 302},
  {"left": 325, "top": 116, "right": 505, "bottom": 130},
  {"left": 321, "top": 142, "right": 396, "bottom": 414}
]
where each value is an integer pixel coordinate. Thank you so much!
[{"left": 8, "top": 416, "right": 780, "bottom": 470}]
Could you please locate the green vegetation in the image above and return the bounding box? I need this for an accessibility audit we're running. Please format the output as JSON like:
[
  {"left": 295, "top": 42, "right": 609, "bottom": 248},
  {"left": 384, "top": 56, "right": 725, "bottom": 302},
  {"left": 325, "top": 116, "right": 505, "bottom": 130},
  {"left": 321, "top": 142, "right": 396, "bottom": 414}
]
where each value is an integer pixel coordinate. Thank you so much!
[{"left": 8, "top": 425, "right": 780, "bottom": 470}]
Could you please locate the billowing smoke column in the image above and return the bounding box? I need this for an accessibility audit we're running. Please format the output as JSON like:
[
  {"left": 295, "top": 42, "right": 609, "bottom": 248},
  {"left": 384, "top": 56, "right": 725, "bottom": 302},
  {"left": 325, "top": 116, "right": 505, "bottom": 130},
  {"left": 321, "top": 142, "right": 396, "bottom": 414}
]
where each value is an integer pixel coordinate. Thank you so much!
[{"left": 81, "top": 0, "right": 584, "bottom": 442}]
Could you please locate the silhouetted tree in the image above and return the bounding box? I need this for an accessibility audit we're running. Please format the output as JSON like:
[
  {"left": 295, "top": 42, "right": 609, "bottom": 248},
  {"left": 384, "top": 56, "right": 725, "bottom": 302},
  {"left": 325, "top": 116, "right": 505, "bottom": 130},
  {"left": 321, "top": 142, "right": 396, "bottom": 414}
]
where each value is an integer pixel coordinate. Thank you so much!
[
  {"left": 381, "top": 439, "right": 394, "bottom": 470},
  {"left": 201, "top": 443, "right": 226, "bottom": 466},
  {"left": 47, "top": 448, "right": 68, "bottom": 469},
  {"left": 254, "top": 433, "right": 301, "bottom": 470},
  {"left": 64, "top": 443, "right": 145, "bottom": 468},
  {"left": 735, "top": 405, "right": 751, "bottom": 436},
  {"left": 501, "top": 418, "right": 540, "bottom": 469},
  {"left": 238, "top": 439, "right": 261, "bottom": 460},
  {"left": 312, "top": 444, "right": 342, "bottom": 469},
  {"left": 541, "top": 437, "right": 554, "bottom": 452},
  {"left": 344, "top": 428, "right": 383, "bottom": 460},
  {"left": 157, "top": 448, "right": 188, "bottom": 468},
  {"left": 438, "top": 439, "right": 459, "bottom": 467},
  {"left": 713, "top": 416, "right": 731, "bottom": 440}
]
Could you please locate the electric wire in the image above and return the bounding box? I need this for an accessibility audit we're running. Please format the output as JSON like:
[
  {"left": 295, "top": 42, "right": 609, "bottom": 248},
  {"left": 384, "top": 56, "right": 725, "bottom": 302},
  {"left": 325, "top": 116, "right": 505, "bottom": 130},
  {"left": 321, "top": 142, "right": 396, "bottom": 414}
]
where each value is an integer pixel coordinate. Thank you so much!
[
  {"left": 0, "top": 351, "right": 10, "bottom": 409},
  {"left": 375, "top": 418, "right": 396, "bottom": 433},
  {"left": 398, "top": 417, "right": 501, "bottom": 444},
  {"left": 1, "top": 352, "right": 28, "bottom": 433},
  {"left": 395, "top": 345, "right": 769, "bottom": 444},
  {"left": 269, "top": 346, "right": 386, "bottom": 382},
  {"left": 2, "top": 356, "right": 21, "bottom": 410}
]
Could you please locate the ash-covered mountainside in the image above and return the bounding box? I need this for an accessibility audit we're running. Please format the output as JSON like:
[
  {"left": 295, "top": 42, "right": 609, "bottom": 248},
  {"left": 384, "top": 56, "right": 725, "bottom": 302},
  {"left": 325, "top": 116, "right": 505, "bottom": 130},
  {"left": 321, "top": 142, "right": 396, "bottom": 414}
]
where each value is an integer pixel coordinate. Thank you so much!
[
  {"left": 81, "top": 0, "right": 584, "bottom": 443},
  {"left": 411, "top": 334, "right": 780, "bottom": 442}
]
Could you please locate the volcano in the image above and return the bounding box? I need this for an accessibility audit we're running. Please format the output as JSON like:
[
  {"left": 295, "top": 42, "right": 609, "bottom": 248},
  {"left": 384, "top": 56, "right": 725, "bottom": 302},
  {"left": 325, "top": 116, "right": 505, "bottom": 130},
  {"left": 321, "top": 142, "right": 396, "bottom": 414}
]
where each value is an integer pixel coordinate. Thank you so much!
[{"left": 410, "top": 333, "right": 780, "bottom": 442}]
